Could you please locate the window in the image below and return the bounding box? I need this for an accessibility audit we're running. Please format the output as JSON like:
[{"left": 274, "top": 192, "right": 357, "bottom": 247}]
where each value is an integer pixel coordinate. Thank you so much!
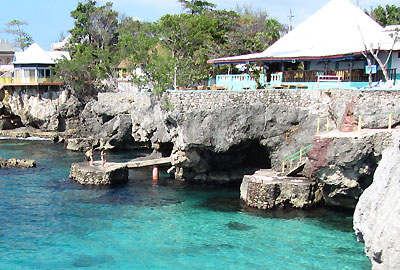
[{"left": 38, "top": 69, "right": 45, "bottom": 78}]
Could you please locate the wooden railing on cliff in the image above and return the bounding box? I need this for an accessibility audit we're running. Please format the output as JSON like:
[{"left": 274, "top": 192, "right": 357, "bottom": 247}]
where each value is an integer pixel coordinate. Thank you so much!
[
  {"left": 282, "top": 69, "right": 397, "bottom": 83},
  {"left": 281, "top": 144, "right": 312, "bottom": 174},
  {"left": 281, "top": 111, "right": 399, "bottom": 174},
  {"left": 357, "top": 111, "right": 400, "bottom": 136}
]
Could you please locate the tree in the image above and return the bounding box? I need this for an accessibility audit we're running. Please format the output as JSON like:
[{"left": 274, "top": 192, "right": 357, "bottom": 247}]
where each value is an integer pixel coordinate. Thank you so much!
[
  {"left": 215, "top": 7, "right": 287, "bottom": 57},
  {"left": 117, "top": 5, "right": 287, "bottom": 92},
  {"left": 4, "top": 20, "right": 33, "bottom": 51},
  {"left": 118, "top": 21, "right": 175, "bottom": 92},
  {"left": 56, "top": 0, "right": 120, "bottom": 92},
  {"left": 156, "top": 13, "right": 218, "bottom": 87},
  {"left": 179, "top": 0, "right": 216, "bottom": 14},
  {"left": 369, "top": 4, "right": 400, "bottom": 26},
  {"left": 359, "top": 25, "right": 399, "bottom": 86}
]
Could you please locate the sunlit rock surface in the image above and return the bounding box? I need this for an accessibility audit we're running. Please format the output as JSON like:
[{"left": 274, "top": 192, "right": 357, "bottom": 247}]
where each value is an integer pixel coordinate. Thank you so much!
[{"left": 353, "top": 132, "right": 400, "bottom": 269}]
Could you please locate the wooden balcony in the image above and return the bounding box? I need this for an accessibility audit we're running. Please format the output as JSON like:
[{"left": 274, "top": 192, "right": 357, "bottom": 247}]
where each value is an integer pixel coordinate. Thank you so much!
[
  {"left": 0, "top": 76, "right": 63, "bottom": 86},
  {"left": 282, "top": 69, "right": 397, "bottom": 83}
]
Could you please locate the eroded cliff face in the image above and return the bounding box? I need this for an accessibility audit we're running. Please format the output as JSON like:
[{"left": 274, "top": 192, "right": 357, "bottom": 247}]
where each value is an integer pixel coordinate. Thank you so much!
[
  {"left": 68, "top": 93, "right": 136, "bottom": 150},
  {"left": 6, "top": 86, "right": 76, "bottom": 131},
  {"left": 353, "top": 132, "right": 400, "bottom": 270},
  {"left": 3, "top": 87, "right": 137, "bottom": 150},
  {"left": 308, "top": 131, "right": 392, "bottom": 209},
  {"left": 129, "top": 89, "right": 400, "bottom": 207},
  {"left": 130, "top": 91, "right": 324, "bottom": 184}
]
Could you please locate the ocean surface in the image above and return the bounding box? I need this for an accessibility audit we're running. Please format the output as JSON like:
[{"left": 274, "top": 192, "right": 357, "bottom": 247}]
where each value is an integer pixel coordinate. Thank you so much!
[{"left": 0, "top": 140, "right": 371, "bottom": 269}]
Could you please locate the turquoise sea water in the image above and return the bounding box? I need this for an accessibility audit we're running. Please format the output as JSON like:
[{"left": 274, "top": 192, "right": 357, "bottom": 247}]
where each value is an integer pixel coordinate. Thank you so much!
[{"left": 0, "top": 140, "right": 371, "bottom": 270}]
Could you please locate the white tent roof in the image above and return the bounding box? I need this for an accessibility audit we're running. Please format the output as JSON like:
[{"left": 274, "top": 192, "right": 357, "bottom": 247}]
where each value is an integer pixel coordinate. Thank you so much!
[
  {"left": 208, "top": 0, "right": 396, "bottom": 64},
  {"left": 51, "top": 34, "right": 71, "bottom": 51},
  {"left": 13, "top": 43, "right": 70, "bottom": 65}
]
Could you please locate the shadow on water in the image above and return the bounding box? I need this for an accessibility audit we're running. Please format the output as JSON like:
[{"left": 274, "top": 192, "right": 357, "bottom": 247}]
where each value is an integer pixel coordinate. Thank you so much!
[
  {"left": 226, "top": 221, "right": 256, "bottom": 231},
  {"left": 82, "top": 185, "right": 182, "bottom": 207},
  {"left": 199, "top": 195, "right": 243, "bottom": 212},
  {"left": 199, "top": 194, "right": 355, "bottom": 233},
  {"left": 72, "top": 254, "right": 115, "bottom": 268}
]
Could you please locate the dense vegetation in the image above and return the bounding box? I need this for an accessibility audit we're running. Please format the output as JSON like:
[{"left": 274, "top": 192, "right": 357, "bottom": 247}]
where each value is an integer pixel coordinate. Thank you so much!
[
  {"left": 56, "top": 0, "right": 287, "bottom": 93},
  {"left": 368, "top": 4, "right": 400, "bottom": 26}
]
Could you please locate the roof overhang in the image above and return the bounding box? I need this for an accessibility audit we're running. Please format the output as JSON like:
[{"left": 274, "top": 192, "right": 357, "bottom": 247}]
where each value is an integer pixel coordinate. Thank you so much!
[{"left": 208, "top": 53, "right": 365, "bottom": 65}]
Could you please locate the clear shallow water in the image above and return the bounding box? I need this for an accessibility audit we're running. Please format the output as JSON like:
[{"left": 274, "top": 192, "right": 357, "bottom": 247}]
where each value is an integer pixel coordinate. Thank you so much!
[{"left": 0, "top": 140, "right": 371, "bottom": 270}]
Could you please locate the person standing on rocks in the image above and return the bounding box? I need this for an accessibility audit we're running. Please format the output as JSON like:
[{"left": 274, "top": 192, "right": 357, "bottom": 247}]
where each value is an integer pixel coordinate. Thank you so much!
[
  {"left": 101, "top": 150, "right": 106, "bottom": 168},
  {"left": 85, "top": 148, "right": 94, "bottom": 166}
]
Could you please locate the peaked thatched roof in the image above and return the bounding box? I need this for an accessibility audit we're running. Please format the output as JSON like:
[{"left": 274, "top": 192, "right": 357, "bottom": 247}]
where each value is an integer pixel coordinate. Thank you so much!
[{"left": 208, "top": 0, "right": 396, "bottom": 64}]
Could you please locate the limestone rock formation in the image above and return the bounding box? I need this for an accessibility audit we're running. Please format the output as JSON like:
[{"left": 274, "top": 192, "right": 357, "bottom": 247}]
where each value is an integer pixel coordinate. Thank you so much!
[
  {"left": 7, "top": 87, "right": 73, "bottom": 131},
  {"left": 66, "top": 93, "right": 136, "bottom": 151},
  {"left": 308, "top": 131, "right": 392, "bottom": 209},
  {"left": 131, "top": 92, "right": 320, "bottom": 184},
  {"left": 0, "top": 158, "right": 36, "bottom": 168},
  {"left": 69, "top": 162, "right": 128, "bottom": 185},
  {"left": 353, "top": 132, "right": 400, "bottom": 270}
]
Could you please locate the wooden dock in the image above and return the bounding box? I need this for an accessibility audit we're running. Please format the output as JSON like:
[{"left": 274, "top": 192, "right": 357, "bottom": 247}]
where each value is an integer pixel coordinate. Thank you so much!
[{"left": 124, "top": 157, "right": 172, "bottom": 169}]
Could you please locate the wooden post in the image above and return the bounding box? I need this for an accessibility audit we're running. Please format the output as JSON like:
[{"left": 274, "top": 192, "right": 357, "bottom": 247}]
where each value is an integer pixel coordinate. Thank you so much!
[
  {"left": 317, "top": 117, "right": 320, "bottom": 135},
  {"left": 358, "top": 115, "right": 362, "bottom": 136},
  {"left": 282, "top": 161, "right": 285, "bottom": 174},
  {"left": 300, "top": 149, "right": 303, "bottom": 163},
  {"left": 349, "top": 60, "right": 353, "bottom": 82},
  {"left": 326, "top": 116, "right": 329, "bottom": 132},
  {"left": 388, "top": 113, "right": 393, "bottom": 130}
]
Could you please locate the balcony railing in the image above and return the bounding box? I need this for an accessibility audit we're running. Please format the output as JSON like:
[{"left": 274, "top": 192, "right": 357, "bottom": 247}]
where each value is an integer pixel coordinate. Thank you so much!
[
  {"left": 0, "top": 76, "right": 62, "bottom": 84},
  {"left": 282, "top": 69, "right": 397, "bottom": 83}
]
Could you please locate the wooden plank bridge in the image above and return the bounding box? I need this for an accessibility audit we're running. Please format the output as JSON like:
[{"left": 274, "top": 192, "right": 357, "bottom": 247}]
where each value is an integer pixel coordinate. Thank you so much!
[{"left": 124, "top": 157, "right": 172, "bottom": 168}]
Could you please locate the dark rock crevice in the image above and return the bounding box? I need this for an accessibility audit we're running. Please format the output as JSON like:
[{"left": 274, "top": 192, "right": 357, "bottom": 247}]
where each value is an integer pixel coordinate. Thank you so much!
[{"left": 177, "top": 139, "right": 271, "bottom": 185}]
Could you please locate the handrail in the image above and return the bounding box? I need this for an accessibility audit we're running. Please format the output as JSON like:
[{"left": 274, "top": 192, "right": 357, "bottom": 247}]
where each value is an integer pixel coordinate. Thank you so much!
[
  {"left": 356, "top": 111, "right": 400, "bottom": 135},
  {"left": 359, "top": 112, "right": 400, "bottom": 116},
  {"left": 283, "top": 144, "right": 312, "bottom": 162},
  {"left": 281, "top": 144, "right": 312, "bottom": 174}
]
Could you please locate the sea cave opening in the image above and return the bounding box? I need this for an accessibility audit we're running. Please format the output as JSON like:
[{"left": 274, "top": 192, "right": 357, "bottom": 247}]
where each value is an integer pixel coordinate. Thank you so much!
[{"left": 206, "top": 139, "right": 271, "bottom": 175}]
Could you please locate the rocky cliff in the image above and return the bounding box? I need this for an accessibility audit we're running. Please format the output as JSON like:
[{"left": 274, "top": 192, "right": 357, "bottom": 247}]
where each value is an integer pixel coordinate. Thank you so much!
[
  {"left": 131, "top": 91, "right": 324, "bottom": 184},
  {"left": 6, "top": 86, "right": 75, "bottom": 131},
  {"left": 307, "top": 130, "right": 393, "bottom": 209},
  {"left": 129, "top": 89, "right": 400, "bottom": 193},
  {"left": 4, "top": 86, "right": 400, "bottom": 209},
  {"left": 2, "top": 86, "right": 136, "bottom": 150},
  {"left": 353, "top": 132, "right": 400, "bottom": 270}
]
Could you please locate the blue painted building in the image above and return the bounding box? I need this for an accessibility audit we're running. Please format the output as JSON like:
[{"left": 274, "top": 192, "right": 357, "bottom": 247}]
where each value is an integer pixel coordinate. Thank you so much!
[{"left": 208, "top": 0, "right": 400, "bottom": 90}]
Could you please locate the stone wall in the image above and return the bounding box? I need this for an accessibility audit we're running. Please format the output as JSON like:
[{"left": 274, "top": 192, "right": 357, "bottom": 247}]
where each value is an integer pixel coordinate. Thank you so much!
[
  {"left": 164, "top": 89, "right": 400, "bottom": 116},
  {"left": 167, "top": 89, "right": 323, "bottom": 111}
]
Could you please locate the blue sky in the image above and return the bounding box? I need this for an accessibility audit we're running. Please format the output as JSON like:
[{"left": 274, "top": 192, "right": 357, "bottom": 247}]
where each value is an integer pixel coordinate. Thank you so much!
[{"left": 0, "top": 0, "right": 397, "bottom": 50}]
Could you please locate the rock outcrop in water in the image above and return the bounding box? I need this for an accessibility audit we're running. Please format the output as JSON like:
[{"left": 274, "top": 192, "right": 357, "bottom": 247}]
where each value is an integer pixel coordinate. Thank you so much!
[
  {"left": 353, "top": 132, "right": 400, "bottom": 270},
  {"left": 69, "top": 162, "right": 128, "bottom": 185},
  {"left": 240, "top": 170, "right": 323, "bottom": 209},
  {"left": 0, "top": 158, "right": 36, "bottom": 168}
]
